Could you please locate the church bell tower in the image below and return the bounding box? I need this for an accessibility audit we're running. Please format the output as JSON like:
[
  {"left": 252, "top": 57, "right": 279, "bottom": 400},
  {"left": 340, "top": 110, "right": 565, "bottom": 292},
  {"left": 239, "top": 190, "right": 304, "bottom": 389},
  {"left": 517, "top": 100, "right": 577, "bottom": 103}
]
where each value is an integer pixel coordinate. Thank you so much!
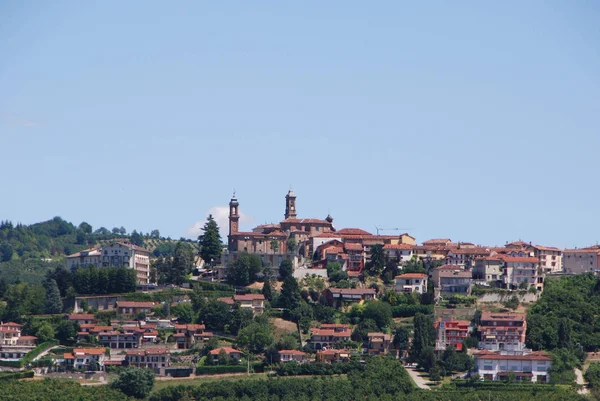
[
  {"left": 284, "top": 189, "right": 297, "bottom": 219},
  {"left": 229, "top": 192, "right": 240, "bottom": 237}
]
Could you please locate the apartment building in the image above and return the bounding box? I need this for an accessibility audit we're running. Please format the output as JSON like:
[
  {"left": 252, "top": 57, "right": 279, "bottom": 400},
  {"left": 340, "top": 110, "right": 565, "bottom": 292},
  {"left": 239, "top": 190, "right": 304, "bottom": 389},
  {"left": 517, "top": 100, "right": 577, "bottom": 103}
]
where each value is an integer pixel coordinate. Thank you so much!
[
  {"left": 434, "top": 317, "right": 470, "bottom": 351},
  {"left": 473, "top": 256, "right": 504, "bottom": 283},
  {"left": 527, "top": 245, "right": 562, "bottom": 273},
  {"left": 125, "top": 348, "right": 170, "bottom": 374},
  {"left": 394, "top": 273, "right": 428, "bottom": 294},
  {"left": 66, "top": 241, "right": 151, "bottom": 285},
  {"left": 502, "top": 257, "right": 541, "bottom": 290},
  {"left": 479, "top": 312, "right": 527, "bottom": 352},
  {"left": 62, "top": 348, "right": 107, "bottom": 371},
  {"left": 366, "top": 332, "right": 392, "bottom": 355},
  {"left": 309, "top": 324, "right": 351, "bottom": 349},
  {"left": 444, "top": 247, "right": 491, "bottom": 267},
  {"left": 563, "top": 247, "right": 600, "bottom": 274},
  {"left": 438, "top": 270, "right": 472, "bottom": 296},
  {"left": 475, "top": 350, "right": 551, "bottom": 383},
  {"left": 383, "top": 244, "right": 414, "bottom": 264},
  {"left": 98, "top": 329, "right": 143, "bottom": 349},
  {"left": 174, "top": 324, "right": 213, "bottom": 349}
]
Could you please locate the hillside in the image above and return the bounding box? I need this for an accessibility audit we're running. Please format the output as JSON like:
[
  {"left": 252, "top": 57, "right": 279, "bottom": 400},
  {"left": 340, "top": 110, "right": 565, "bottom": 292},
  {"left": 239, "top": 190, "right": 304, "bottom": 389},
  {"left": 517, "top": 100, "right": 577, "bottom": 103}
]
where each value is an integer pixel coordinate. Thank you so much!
[{"left": 0, "top": 217, "right": 196, "bottom": 283}]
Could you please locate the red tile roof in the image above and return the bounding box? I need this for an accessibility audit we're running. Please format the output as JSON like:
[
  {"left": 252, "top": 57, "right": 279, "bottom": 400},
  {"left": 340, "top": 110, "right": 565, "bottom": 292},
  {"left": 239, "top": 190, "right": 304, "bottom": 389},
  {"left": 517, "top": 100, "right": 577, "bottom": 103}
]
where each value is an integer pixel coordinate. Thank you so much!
[
  {"left": 209, "top": 347, "right": 242, "bottom": 355},
  {"left": 383, "top": 244, "right": 413, "bottom": 250},
  {"left": 278, "top": 350, "right": 306, "bottom": 355},
  {"left": 344, "top": 243, "right": 364, "bottom": 251},
  {"left": 336, "top": 228, "right": 372, "bottom": 236},
  {"left": 68, "top": 314, "right": 96, "bottom": 321},
  {"left": 503, "top": 256, "right": 539, "bottom": 263},
  {"left": 116, "top": 301, "right": 156, "bottom": 308},
  {"left": 1, "top": 322, "right": 23, "bottom": 327},
  {"left": 475, "top": 350, "right": 551, "bottom": 361},
  {"left": 234, "top": 294, "right": 265, "bottom": 301},
  {"left": 395, "top": 273, "right": 427, "bottom": 279},
  {"left": 74, "top": 348, "right": 106, "bottom": 355},
  {"left": 63, "top": 352, "right": 74, "bottom": 359},
  {"left": 216, "top": 297, "right": 235, "bottom": 305},
  {"left": 281, "top": 218, "right": 331, "bottom": 225}
]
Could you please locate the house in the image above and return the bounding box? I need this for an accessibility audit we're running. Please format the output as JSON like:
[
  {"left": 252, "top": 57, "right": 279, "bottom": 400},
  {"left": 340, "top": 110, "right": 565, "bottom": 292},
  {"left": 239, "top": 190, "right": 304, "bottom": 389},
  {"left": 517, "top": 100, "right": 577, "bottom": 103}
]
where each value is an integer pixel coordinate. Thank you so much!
[
  {"left": 430, "top": 265, "right": 462, "bottom": 288},
  {"left": 344, "top": 243, "right": 365, "bottom": 273},
  {"left": 438, "top": 270, "right": 472, "bottom": 296},
  {"left": 479, "top": 312, "right": 527, "bottom": 352},
  {"left": 66, "top": 241, "right": 151, "bottom": 285},
  {"left": 233, "top": 294, "right": 265, "bottom": 315},
  {"left": 116, "top": 301, "right": 155, "bottom": 317},
  {"left": 444, "top": 248, "right": 491, "bottom": 268},
  {"left": 67, "top": 313, "right": 97, "bottom": 326},
  {"left": 422, "top": 239, "right": 453, "bottom": 247},
  {"left": 434, "top": 317, "right": 470, "bottom": 351},
  {"left": 527, "top": 245, "right": 562, "bottom": 273},
  {"left": 475, "top": 350, "right": 551, "bottom": 383},
  {"left": 125, "top": 348, "right": 170, "bottom": 374},
  {"left": 473, "top": 256, "right": 504, "bottom": 283},
  {"left": 62, "top": 348, "right": 107, "bottom": 370},
  {"left": 316, "top": 349, "right": 351, "bottom": 363},
  {"left": 563, "top": 247, "right": 600, "bottom": 274},
  {"left": 0, "top": 322, "right": 24, "bottom": 346},
  {"left": 277, "top": 350, "right": 308, "bottom": 363},
  {"left": 366, "top": 332, "right": 392, "bottom": 355},
  {"left": 383, "top": 244, "right": 414, "bottom": 264},
  {"left": 309, "top": 324, "right": 351, "bottom": 349},
  {"left": 16, "top": 336, "right": 37, "bottom": 346},
  {"left": 174, "top": 324, "right": 213, "bottom": 349},
  {"left": 324, "top": 288, "right": 376, "bottom": 308},
  {"left": 502, "top": 257, "right": 541, "bottom": 290},
  {"left": 209, "top": 347, "right": 243, "bottom": 362},
  {"left": 394, "top": 273, "right": 428, "bottom": 294},
  {"left": 97, "top": 329, "right": 143, "bottom": 349}
]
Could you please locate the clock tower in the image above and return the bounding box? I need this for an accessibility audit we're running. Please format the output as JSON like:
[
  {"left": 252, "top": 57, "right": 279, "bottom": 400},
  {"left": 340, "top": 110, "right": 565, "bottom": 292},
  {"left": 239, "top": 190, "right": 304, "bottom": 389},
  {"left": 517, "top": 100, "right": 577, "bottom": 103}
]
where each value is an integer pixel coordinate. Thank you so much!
[
  {"left": 229, "top": 193, "right": 240, "bottom": 238},
  {"left": 284, "top": 189, "right": 297, "bottom": 219}
]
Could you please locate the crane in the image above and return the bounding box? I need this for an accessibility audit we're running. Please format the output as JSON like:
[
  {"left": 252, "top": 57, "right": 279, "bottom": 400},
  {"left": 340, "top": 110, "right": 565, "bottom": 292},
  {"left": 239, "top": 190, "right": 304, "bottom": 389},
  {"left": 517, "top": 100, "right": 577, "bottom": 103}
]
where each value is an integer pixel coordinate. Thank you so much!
[{"left": 374, "top": 226, "right": 414, "bottom": 236}]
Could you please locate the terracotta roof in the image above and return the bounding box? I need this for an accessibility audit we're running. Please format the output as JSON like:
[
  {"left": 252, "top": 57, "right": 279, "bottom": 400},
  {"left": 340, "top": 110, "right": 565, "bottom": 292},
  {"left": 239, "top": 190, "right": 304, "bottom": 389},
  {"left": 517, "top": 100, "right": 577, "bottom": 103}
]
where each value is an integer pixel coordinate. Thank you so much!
[
  {"left": 217, "top": 297, "right": 235, "bottom": 305},
  {"left": 480, "top": 312, "right": 525, "bottom": 322},
  {"left": 317, "top": 349, "right": 350, "bottom": 356},
  {"left": 114, "top": 241, "right": 151, "bottom": 254},
  {"left": 1, "top": 322, "right": 23, "bottom": 327},
  {"left": 423, "top": 239, "right": 452, "bottom": 245},
  {"left": 68, "top": 314, "right": 96, "bottom": 321},
  {"left": 209, "top": 347, "right": 241, "bottom": 355},
  {"left": 336, "top": 228, "right": 372, "bottom": 236},
  {"left": 438, "top": 270, "right": 472, "bottom": 278},
  {"left": 448, "top": 248, "right": 491, "bottom": 255},
  {"left": 253, "top": 224, "right": 281, "bottom": 230},
  {"left": 475, "top": 350, "right": 551, "bottom": 361},
  {"left": 529, "top": 245, "right": 561, "bottom": 252},
  {"left": 74, "top": 348, "right": 106, "bottom": 355},
  {"left": 234, "top": 294, "right": 265, "bottom": 301},
  {"left": 63, "top": 353, "right": 74, "bottom": 359},
  {"left": 503, "top": 256, "right": 538, "bottom": 263},
  {"left": 90, "top": 326, "right": 113, "bottom": 332},
  {"left": 17, "top": 335, "right": 38, "bottom": 341},
  {"left": 116, "top": 301, "right": 155, "bottom": 308},
  {"left": 265, "top": 231, "right": 287, "bottom": 237},
  {"left": 311, "top": 329, "right": 351, "bottom": 337},
  {"left": 432, "top": 264, "right": 461, "bottom": 271},
  {"left": 281, "top": 218, "right": 331, "bottom": 225},
  {"left": 344, "top": 243, "right": 364, "bottom": 251},
  {"left": 395, "top": 273, "right": 427, "bottom": 279},
  {"left": 564, "top": 248, "right": 600, "bottom": 254},
  {"left": 327, "top": 288, "right": 376, "bottom": 296},
  {"left": 383, "top": 244, "right": 413, "bottom": 250},
  {"left": 278, "top": 350, "right": 306, "bottom": 355},
  {"left": 66, "top": 247, "right": 102, "bottom": 258},
  {"left": 313, "top": 233, "right": 342, "bottom": 238},
  {"left": 145, "top": 348, "right": 169, "bottom": 355},
  {"left": 320, "top": 324, "right": 350, "bottom": 329}
]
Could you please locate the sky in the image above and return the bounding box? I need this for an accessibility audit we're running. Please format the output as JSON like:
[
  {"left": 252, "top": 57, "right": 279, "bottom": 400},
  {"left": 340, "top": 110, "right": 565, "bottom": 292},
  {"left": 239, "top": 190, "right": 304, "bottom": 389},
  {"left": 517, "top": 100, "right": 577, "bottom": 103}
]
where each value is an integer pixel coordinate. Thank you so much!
[{"left": 1, "top": 1, "right": 599, "bottom": 249}]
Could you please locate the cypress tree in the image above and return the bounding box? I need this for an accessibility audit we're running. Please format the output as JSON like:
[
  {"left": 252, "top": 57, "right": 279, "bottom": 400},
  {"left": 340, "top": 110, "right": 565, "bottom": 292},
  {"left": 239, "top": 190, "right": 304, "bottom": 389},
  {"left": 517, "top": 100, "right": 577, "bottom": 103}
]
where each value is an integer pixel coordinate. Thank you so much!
[
  {"left": 198, "top": 215, "right": 222, "bottom": 266},
  {"left": 44, "top": 279, "right": 63, "bottom": 314}
]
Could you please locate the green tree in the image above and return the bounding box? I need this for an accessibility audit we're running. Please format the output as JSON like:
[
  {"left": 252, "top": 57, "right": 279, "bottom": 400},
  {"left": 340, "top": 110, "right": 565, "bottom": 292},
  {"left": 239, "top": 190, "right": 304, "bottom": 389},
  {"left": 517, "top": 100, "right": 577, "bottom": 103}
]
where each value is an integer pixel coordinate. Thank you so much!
[
  {"left": 410, "top": 313, "right": 436, "bottom": 366},
  {"left": 217, "top": 348, "right": 232, "bottom": 365},
  {"left": 236, "top": 321, "right": 274, "bottom": 354},
  {"left": 0, "top": 242, "right": 13, "bottom": 262},
  {"left": 36, "top": 323, "right": 55, "bottom": 342},
  {"left": 44, "top": 278, "right": 63, "bottom": 314},
  {"left": 367, "top": 244, "right": 385, "bottom": 276},
  {"left": 172, "top": 302, "right": 194, "bottom": 324},
  {"left": 78, "top": 222, "right": 92, "bottom": 234},
  {"left": 170, "top": 242, "right": 194, "bottom": 285},
  {"left": 393, "top": 326, "right": 410, "bottom": 351},
  {"left": 262, "top": 279, "right": 273, "bottom": 301},
  {"left": 362, "top": 301, "right": 393, "bottom": 330},
  {"left": 349, "top": 357, "right": 414, "bottom": 397},
  {"left": 198, "top": 215, "right": 222, "bottom": 266},
  {"left": 227, "top": 253, "right": 262, "bottom": 286},
  {"left": 0, "top": 277, "right": 8, "bottom": 298},
  {"left": 270, "top": 239, "right": 280, "bottom": 254},
  {"left": 150, "top": 229, "right": 160, "bottom": 238},
  {"left": 130, "top": 230, "right": 144, "bottom": 246},
  {"left": 280, "top": 275, "right": 301, "bottom": 311},
  {"left": 279, "top": 259, "right": 294, "bottom": 280},
  {"left": 503, "top": 295, "right": 519, "bottom": 310},
  {"left": 56, "top": 320, "right": 78, "bottom": 345},
  {"left": 88, "top": 358, "right": 100, "bottom": 371},
  {"left": 111, "top": 367, "right": 155, "bottom": 399},
  {"left": 286, "top": 237, "right": 297, "bottom": 253},
  {"left": 119, "top": 227, "right": 127, "bottom": 235}
]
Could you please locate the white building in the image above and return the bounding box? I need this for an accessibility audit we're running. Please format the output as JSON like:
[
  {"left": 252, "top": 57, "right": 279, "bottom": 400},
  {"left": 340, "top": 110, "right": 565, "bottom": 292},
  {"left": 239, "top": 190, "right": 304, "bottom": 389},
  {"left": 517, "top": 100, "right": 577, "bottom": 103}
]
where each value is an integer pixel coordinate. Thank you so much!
[
  {"left": 475, "top": 350, "right": 551, "bottom": 383},
  {"left": 383, "top": 244, "right": 413, "bottom": 264},
  {"left": 66, "top": 241, "right": 151, "bottom": 285},
  {"left": 394, "top": 273, "right": 428, "bottom": 294},
  {"left": 502, "top": 257, "right": 541, "bottom": 291},
  {"left": 62, "top": 348, "right": 107, "bottom": 370},
  {"left": 527, "top": 245, "right": 562, "bottom": 273}
]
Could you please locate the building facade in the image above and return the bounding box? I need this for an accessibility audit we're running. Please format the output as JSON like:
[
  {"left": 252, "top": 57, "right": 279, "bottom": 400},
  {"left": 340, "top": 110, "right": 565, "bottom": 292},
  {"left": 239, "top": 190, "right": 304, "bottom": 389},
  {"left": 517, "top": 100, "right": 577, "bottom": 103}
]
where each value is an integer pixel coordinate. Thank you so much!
[
  {"left": 125, "top": 348, "right": 170, "bottom": 373},
  {"left": 66, "top": 241, "right": 151, "bottom": 285},
  {"left": 394, "top": 273, "right": 428, "bottom": 294},
  {"left": 563, "top": 247, "right": 600, "bottom": 274},
  {"left": 479, "top": 312, "right": 527, "bottom": 352},
  {"left": 434, "top": 317, "right": 470, "bottom": 351},
  {"left": 475, "top": 350, "right": 551, "bottom": 383}
]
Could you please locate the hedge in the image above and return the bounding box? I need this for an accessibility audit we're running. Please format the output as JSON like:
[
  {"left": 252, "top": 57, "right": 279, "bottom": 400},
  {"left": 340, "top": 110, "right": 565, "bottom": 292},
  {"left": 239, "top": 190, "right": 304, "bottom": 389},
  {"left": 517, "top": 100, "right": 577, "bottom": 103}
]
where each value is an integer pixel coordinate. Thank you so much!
[
  {"left": 23, "top": 341, "right": 59, "bottom": 365},
  {"left": 275, "top": 361, "right": 362, "bottom": 376},
  {"left": 0, "top": 360, "right": 23, "bottom": 368},
  {"left": 196, "top": 365, "right": 247, "bottom": 375},
  {"left": 391, "top": 305, "right": 433, "bottom": 317},
  {"left": 0, "top": 370, "right": 34, "bottom": 381}
]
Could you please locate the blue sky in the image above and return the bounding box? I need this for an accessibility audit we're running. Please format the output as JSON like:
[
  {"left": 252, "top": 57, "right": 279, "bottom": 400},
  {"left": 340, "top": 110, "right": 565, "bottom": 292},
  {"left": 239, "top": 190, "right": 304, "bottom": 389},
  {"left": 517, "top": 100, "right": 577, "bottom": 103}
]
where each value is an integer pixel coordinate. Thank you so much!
[{"left": 1, "top": 1, "right": 599, "bottom": 248}]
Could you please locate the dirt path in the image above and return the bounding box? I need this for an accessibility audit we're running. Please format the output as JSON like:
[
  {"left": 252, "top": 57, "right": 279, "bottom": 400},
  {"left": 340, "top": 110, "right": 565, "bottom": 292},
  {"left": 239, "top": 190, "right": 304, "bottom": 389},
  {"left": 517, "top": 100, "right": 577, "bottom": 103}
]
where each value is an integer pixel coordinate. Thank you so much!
[
  {"left": 405, "top": 367, "right": 431, "bottom": 390},
  {"left": 575, "top": 368, "right": 589, "bottom": 394}
]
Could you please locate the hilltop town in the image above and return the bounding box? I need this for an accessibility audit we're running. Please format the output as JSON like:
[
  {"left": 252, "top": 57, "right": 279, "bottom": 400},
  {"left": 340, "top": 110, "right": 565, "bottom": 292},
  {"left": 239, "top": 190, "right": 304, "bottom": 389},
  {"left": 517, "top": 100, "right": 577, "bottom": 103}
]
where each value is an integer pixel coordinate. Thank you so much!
[{"left": 1, "top": 191, "right": 599, "bottom": 400}]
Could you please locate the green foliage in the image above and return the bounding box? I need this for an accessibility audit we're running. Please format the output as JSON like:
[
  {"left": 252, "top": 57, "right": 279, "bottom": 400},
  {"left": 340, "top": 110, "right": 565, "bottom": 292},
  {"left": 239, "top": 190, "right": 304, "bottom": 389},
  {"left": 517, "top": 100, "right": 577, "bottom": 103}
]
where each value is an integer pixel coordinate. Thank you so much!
[
  {"left": 111, "top": 367, "right": 155, "bottom": 398},
  {"left": 527, "top": 274, "right": 600, "bottom": 352},
  {"left": 392, "top": 304, "right": 433, "bottom": 317},
  {"left": 198, "top": 214, "right": 222, "bottom": 265},
  {"left": 366, "top": 244, "right": 384, "bottom": 276},
  {"left": 327, "top": 261, "right": 348, "bottom": 283},
  {"left": 276, "top": 360, "right": 362, "bottom": 376},
  {"left": 548, "top": 348, "right": 579, "bottom": 384},
  {"left": 349, "top": 357, "right": 414, "bottom": 397},
  {"left": 0, "top": 378, "right": 130, "bottom": 400},
  {"left": 171, "top": 302, "right": 194, "bottom": 324},
  {"left": 584, "top": 362, "right": 600, "bottom": 388},
  {"left": 36, "top": 323, "right": 55, "bottom": 342},
  {"left": 236, "top": 321, "right": 274, "bottom": 353},
  {"left": 409, "top": 313, "right": 436, "bottom": 368},
  {"left": 262, "top": 278, "right": 273, "bottom": 301},
  {"left": 279, "top": 275, "right": 301, "bottom": 312},
  {"left": 43, "top": 278, "right": 63, "bottom": 314},
  {"left": 1, "top": 281, "right": 46, "bottom": 320},
  {"left": 393, "top": 326, "right": 410, "bottom": 351},
  {"left": 196, "top": 365, "right": 247, "bottom": 374},
  {"left": 362, "top": 301, "right": 393, "bottom": 329},
  {"left": 279, "top": 259, "right": 294, "bottom": 279},
  {"left": 71, "top": 265, "right": 136, "bottom": 295},
  {"left": 503, "top": 295, "right": 520, "bottom": 310},
  {"left": 227, "top": 252, "right": 262, "bottom": 286},
  {"left": 0, "top": 370, "right": 34, "bottom": 380}
]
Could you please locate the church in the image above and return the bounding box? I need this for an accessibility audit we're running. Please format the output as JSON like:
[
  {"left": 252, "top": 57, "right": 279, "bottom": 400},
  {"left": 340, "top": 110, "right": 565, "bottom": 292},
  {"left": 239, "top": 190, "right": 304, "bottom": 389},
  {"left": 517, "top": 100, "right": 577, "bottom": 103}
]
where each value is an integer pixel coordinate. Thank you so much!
[{"left": 222, "top": 190, "right": 416, "bottom": 275}]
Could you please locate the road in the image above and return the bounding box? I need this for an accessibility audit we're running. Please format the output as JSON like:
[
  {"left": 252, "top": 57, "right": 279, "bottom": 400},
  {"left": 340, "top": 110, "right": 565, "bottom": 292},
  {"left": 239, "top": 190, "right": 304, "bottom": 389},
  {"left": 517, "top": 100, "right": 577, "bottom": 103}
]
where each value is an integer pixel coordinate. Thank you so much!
[
  {"left": 574, "top": 368, "right": 589, "bottom": 395},
  {"left": 405, "top": 367, "right": 431, "bottom": 390},
  {"left": 31, "top": 345, "right": 60, "bottom": 362}
]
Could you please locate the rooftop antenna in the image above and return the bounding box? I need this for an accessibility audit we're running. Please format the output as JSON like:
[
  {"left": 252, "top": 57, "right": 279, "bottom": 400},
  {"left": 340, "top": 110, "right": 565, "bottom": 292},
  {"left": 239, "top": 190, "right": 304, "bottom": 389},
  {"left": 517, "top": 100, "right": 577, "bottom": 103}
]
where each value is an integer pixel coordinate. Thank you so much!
[{"left": 374, "top": 226, "right": 414, "bottom": 236}]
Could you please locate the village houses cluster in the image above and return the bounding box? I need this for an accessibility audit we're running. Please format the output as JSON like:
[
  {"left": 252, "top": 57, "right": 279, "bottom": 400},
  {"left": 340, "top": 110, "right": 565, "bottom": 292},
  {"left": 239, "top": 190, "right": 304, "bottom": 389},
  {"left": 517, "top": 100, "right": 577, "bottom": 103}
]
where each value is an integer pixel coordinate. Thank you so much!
[{"left": 1, "top": 190, "right": 598, "bottom": 382}]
